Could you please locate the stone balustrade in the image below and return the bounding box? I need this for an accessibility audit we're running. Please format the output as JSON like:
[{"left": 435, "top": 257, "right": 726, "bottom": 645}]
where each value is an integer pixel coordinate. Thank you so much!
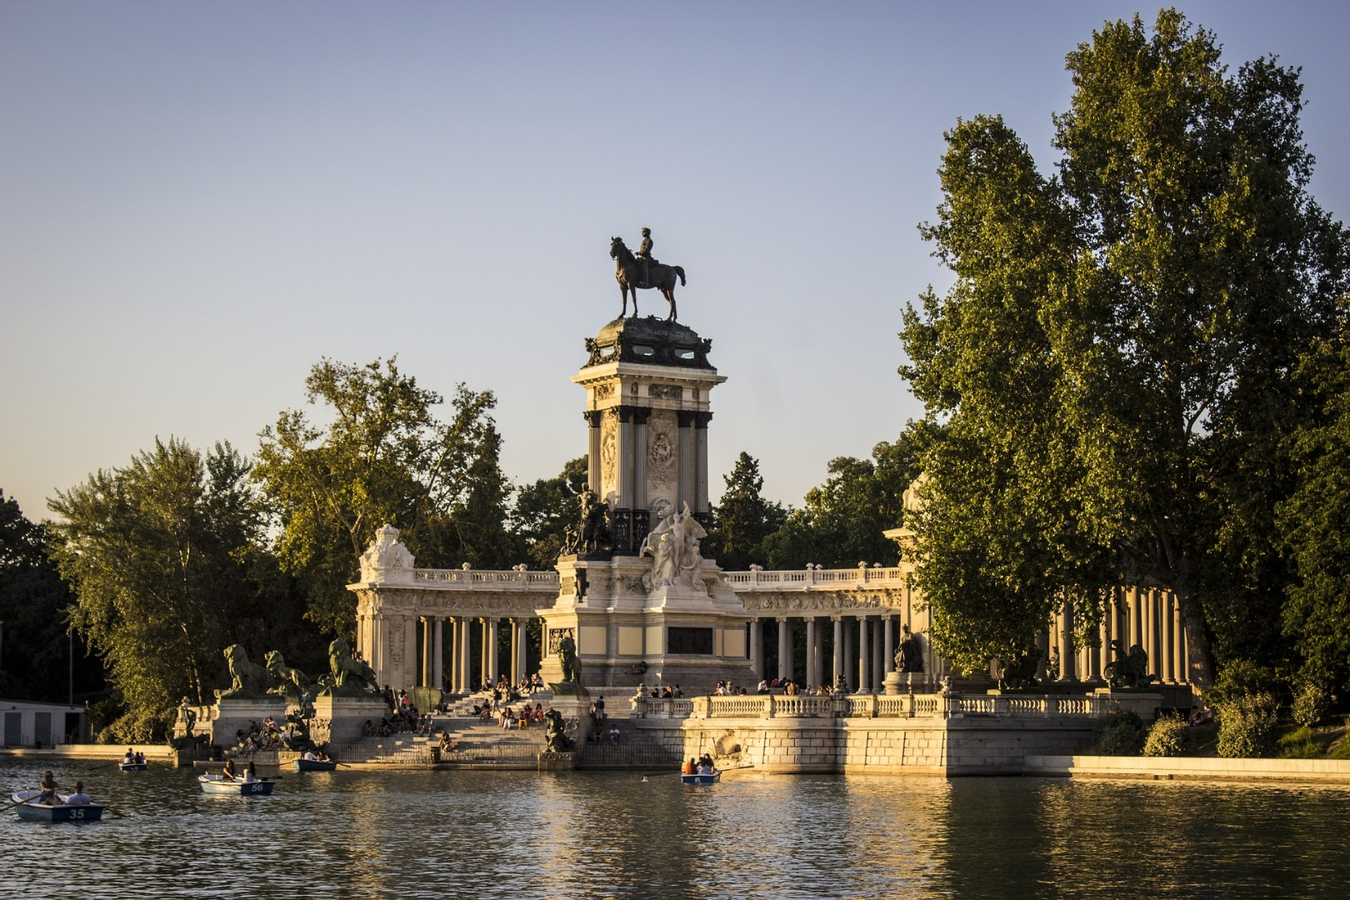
[{"left": 632, "top": 691, "right": 1113, "bottom": 721}]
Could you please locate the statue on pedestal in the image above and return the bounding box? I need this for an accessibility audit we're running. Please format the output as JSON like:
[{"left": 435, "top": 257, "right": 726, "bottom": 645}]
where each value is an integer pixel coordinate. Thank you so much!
[
  {"left": 610, "top": 232, "right": 687, "bottom": 321},
  {"left": 895, "top": 625, "right": 924, "bottom": 675},
  {"left": 641, "top": 500, "right": 706, "bottom": 590},
  {"left": 318, "top": 639, "right": 381, "bottom": 696},
  {"left": 543, "top": 709, "right": 575, "bottom": 753},
  {"left": 216, "top": 644, "right": 272, "bottom": 700}
]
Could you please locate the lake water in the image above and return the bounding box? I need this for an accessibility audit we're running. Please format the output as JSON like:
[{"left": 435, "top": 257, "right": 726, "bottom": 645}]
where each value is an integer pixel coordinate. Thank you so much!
[{"left": 4, "top": 759, "right": 1348, "bottom": 898}]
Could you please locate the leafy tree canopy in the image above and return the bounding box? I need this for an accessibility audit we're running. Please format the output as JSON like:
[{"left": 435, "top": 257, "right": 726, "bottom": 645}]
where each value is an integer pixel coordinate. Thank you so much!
[
  {"left": 511, "top": 456, "right": 588, "bottom": 570},
  {"left": 47, "top": 439, "right": 276, "bottom": 740},
  {"left": 254, "top": 357, "right": 514, "bottom": 638},
  {"left": 708, "top": 452, "right": 788, "bottom": 571},
  {"left": 763, "top": 438, "right": 917, "bottom": 570},
  {"left": 900, "top": 9, "right": 1350, "bottom": 683}
]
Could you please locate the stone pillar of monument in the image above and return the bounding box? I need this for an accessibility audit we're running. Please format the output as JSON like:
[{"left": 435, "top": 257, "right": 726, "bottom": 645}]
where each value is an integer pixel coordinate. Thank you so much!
[
  {"left": 538, "top": 315, "right": 750, "bottom": 694},
  {"left": 777, "top": 618, "right": 792, "bottom": 682}
]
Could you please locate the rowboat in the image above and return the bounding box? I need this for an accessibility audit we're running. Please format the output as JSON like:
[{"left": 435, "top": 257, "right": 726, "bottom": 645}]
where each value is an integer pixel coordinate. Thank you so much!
[
  {"left": 681, "top": 771, "right": 721, "bottom": 785},
  {"left": 294, "top": 758, "right": 338, "bottom": 772},
  {"left": 119, "top": 761, "right": 148, "bottom": 772},
  {"left": 198, "top": 774, "right": 275, "bottom": 795},
  {"left": 9, "top": 790, "right": 104, "bottom": 822}
]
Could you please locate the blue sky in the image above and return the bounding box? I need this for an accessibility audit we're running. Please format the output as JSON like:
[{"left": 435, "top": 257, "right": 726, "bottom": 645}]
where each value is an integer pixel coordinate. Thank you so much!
[{"left": 3, "top": 1, "right": 1348, "bottom": 522}]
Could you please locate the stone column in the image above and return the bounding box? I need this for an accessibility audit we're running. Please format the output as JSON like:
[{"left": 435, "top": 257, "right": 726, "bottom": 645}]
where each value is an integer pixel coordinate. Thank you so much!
[
  {"left": 805, "top": 617, "right": 818, "bottom": 688},
  {"left": 776, "top": 618, "right": 792, "bottom": 682},
  {"left": 1144, "top": 590, "right": 1158, "bottom": 683},
  {"left": 677, "top": 410, "right": 696, "bottom": 516},
  {"left": 1058, "top": 599, "right": 1075, "bottom": 681},
  {"left": 458, "top": 617, "right": 472, "bottom": 693},
  {"left": 1161, "top": 593, "right": 1175, "bottom": 684},
  {"left": 432, "top": 618, "right": 444, "bottom": 691},
  {"left": 883, "top": 616, "right": 896, "bottom": 676},
  {"left": 632, "top": 407, "right": 650, "bottom": 511},
  {"left": 584, "top": 410, "right": 603, "bottom": 496},
  {"left": 693, "top": 412, "right": 713, "bottom": 520},
  {"left": 831, "top": 617, "right": 843, "bottom": 688},
  {"left": 1129, "top": 586, "right": 1144, "bottom": 649},
  {"left": 419, "top": 618, "right": 431, "bottom": 687},
  {"left": 873, "top": 617, "right": 885, "bottom": 690},
  {"left": 749, "top": 620, "right": 763, "bottom": 678},
  {"left": 843, "top": 618, "right": 855, "bottom": 691},
  {"left": 859, "top": 618, "right": 872, "bottom": 693}
]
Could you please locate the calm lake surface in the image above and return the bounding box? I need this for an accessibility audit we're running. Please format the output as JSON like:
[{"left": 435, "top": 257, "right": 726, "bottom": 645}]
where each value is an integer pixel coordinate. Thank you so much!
[{"left": 3, "top": 759, "right": 1348, "bottom": 899}]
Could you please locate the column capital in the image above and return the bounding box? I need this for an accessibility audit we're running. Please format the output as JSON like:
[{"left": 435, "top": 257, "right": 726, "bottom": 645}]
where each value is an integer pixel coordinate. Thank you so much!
[{"left": 583, "top": 410, "right": 603, "bottom": 427}]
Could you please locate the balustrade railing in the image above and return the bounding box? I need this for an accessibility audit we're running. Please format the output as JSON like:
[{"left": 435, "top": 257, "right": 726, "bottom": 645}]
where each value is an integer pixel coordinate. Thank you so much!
[
  {"left": 414, "top": 569, "right": 561, "bottom": 587},
  {"left": 632, "top": 691, "right": 1111, "bottom": 721},
  {"left": 722, "top": 566, "right": 907, "bottom": 589}
]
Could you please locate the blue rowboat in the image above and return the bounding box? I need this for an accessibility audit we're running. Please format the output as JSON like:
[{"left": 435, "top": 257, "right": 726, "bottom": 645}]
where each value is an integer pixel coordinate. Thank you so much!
[
  {"left": 294, "top": 758, "right": 338, "bottom": 772},
  {"left": 198, "top": 774, "right": 275, "bottom": 796},
  {"left": 119, "top": 762, "right": 148, "bottom": 772},
  {"left": 681, "top": 771, "right": 721, "bottom": 785},
  {"left": 9, "top": 790, "right": 104, "bottom": 822}
]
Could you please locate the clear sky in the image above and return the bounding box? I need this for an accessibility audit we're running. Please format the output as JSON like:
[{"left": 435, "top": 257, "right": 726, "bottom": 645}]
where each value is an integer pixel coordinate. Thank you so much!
[{"left": 3, "top": 1, "right": 1348, "bottom": 521}]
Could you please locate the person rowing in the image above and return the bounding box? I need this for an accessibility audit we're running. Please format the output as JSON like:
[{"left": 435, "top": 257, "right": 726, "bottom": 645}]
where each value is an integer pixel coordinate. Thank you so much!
[{"left": 221, "top": 759, "right": 238, "bottom": 782}]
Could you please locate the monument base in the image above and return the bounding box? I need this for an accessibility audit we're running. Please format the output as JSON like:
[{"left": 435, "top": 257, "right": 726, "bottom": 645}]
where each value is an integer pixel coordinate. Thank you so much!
[
  {"left": 209, "top": 698, "right": 289, "bottom": 749},
  {"left": 311, "top": 694, "right": 391, "bottom": 744}
]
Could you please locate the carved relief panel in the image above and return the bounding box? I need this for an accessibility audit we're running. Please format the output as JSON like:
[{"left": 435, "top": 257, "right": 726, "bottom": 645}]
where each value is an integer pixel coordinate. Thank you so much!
[
  {"left": 600, "top": 411, "right": 618, "bottom": 495},
  {"left": 647, "top": 409, "right": 677, "bottom": 490}
]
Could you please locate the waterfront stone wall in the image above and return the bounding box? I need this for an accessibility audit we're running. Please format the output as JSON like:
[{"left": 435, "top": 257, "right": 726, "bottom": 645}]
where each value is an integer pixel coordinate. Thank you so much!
[{"left": 627, "top": 713, "right": 1096, "bottom": 776}]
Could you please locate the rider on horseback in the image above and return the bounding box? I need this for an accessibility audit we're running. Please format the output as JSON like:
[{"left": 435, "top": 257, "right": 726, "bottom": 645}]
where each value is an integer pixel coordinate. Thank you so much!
[{"left": 638, "top": 227, "right": 654, "bottom": 286}]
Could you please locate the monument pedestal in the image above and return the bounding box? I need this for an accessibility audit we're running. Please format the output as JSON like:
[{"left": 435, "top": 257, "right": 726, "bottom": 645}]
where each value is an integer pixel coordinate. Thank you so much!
[
  {"left": 311, "top": 694, "right": 391, "bottom": 744},
  {"left": 209, "top": 698, "right": 289, "bottom": 749}
]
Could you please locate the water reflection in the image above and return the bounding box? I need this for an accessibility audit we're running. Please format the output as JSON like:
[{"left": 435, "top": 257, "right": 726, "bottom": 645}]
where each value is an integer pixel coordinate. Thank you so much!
[{"left": 3, "top": 759, "right": 1347, "bottom": 899}]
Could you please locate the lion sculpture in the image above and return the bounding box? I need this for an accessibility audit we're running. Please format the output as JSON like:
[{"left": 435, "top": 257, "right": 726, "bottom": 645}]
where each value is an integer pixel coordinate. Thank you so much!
[
  {"left": 265, "top": 651, "right": 312, "bottom": 703},
  {"left": 216, "top": 644, "right": 271, "bottom": 700},
  {"left": 543, "top": 708, "right": 575, "bottom": 753},
  {"left": 319, "top": 638, "right": 381, "bottom": 696}
]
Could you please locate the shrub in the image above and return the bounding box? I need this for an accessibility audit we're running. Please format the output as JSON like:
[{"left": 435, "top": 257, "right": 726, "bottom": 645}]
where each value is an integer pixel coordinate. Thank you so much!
[
  {"left": 1207, "top": 660, "right": 1279, "bottom": 708},
  {"left": 1143, "top": 715, "right": 1188, "bottom": 757},
  {"left": 1094, "top": 707, "right": 1146, "bottom": 756},
  {"left": 1215, "top": 692, "right": 1279, "bottom": 758},
  {"left": 1292, "top": 681, "right": 1332, "bottom": 728}
]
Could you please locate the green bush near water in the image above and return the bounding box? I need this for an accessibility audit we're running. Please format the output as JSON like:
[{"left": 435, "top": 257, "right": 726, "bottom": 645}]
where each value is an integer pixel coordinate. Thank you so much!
[
  {"left": 1094, "top": 708, "right": 1146, "bottom": 756},
  {"left": 1216, "top": 692, "right": 1279, "bottom": 758},
  {"left": 1143, "top": 715, "right": 1188, "bottom": 757}
]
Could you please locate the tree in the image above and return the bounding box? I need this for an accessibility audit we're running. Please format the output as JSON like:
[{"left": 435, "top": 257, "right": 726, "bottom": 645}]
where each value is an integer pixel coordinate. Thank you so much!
[
  {"left": 254, "top": 357, "right": 512, "bottom": 638},
  {"left": 763, "top": 438, "right": 917, "bottom": 570},
  {"left": 1278, "top": 333, "right": 1350, "bottom": 693},
  {"left": 708, "top": 452, "right": 787, "bottom": 571},
  {"left": 900, "top": 10, "right": 1350, "bottom": 683},
  {"left": 511, "top": 457, "right": 588, "bottom": 569},
  {"left": 47, "top": 439, "right": 271, "bottom": 740},
  {"left": 0, "top": 490, "right": 104, "bottom": 703}
]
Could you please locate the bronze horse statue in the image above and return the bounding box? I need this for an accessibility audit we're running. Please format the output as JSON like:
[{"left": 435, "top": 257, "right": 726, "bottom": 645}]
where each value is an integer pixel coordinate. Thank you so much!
[{"left": 610, "top": 237, "right": 685, "bottom": 321}]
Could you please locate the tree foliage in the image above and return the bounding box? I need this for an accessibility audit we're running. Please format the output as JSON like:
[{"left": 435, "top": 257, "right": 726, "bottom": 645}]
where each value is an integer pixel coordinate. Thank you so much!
[
  {"left": 254, "top": 357, "right": 513, "bottom": 638},
  {"left": 763, "top": 438, "right": 917, "bottom": 569},
  {"left": 0, "top": 491, "right": 104, "bottom": 702},
  {"left": 901, "top": 10, "right": 1349, "bottom": 683},
  {"left": 511, "top": 456, "right": 588, "bottom": 569},
  {"left": 707, "top": 452, "right": 787, "bottom": 571},
  {"left": 47, "top": 440, "right": 273, "bottom": 739}
]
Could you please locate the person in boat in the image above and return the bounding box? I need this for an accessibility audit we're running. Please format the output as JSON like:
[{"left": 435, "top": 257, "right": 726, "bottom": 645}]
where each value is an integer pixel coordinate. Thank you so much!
[
  {"left": 135, "top": 751, "right": 145, "bottom": 765},
  {"left": 302, "top": 749, "right": 319, "bottom": 761},
  {"left": 37, "top": 770, "right": 59, "bottom": 804},
  {"left": 242, "top": 762, "right": 258, "bottom": 783},
  {"left": 221, "top": 759, "right": 238, "bottom": 782},
  {"left": 122, "top": 748, "right": 136, "bottom": 764},
  {"left": 64, "top": 781, "right": 91, "bottom": 806},
  {"left": 682, "top": 758, "right": 695, "bottom": 775}
]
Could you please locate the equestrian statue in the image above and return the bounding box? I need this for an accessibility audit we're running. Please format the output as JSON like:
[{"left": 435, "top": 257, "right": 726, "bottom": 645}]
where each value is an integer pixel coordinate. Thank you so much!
[{"left": 610, "top": 228, "right": 686, "bottom": 321}]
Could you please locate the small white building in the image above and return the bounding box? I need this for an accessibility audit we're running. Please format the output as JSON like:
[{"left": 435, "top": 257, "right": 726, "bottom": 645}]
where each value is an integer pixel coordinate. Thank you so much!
[{"left": 1, "top": 700, "right": 88, "bottom": 748}]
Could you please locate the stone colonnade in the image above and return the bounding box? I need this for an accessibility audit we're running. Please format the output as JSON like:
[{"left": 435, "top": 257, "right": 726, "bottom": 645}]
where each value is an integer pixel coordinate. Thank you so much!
[
  {"left": 1049, "top": 586, "right": 1189, "bottom": 684},
  {"left": 739, "top": 612, "right": 934, "bottom": 692}
]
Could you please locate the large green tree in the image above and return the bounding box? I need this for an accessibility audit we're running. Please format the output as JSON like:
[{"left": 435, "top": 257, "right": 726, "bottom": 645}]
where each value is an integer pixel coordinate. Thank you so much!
[
  {"left": 901, "top": 10, "right": 1350, "bottom": 684},
  {"left": 763, "top": 439, "right": 917, "bottom": 570},
  {"left": 0, "top": 491, "right": 104, "bottom": 703},
  {"left": 511, "top": 456, "right": 588, "bottom": 570},
  {"left": 254, "top": 357, "right": 513, "bottom": 638},
  {"left": 1278, "top": 332, "right": 1350, "bottom": 692},
  {"left": 47, "top": 440, "right": 273, "bottom": 739},
  {"left": 708, "top": 452, "right": 787, "bottom": 571}
]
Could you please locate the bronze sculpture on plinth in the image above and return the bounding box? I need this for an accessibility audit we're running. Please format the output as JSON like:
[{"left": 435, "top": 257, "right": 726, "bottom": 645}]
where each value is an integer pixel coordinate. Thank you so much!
[{"left": 610, "top": 233, "right": 686, "bottom": 321}]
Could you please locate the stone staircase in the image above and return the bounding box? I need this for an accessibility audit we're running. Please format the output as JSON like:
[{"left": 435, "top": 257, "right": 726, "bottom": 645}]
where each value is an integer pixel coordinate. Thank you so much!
[{"left": 433, "top": 717, "right": 548, "bottom": 767}]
